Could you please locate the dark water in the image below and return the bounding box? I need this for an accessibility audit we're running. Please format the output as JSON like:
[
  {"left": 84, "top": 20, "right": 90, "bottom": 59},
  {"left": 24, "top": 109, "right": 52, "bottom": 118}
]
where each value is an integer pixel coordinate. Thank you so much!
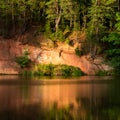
[{"left": 0, "top": 76, "right": 120, "bottom": 120}]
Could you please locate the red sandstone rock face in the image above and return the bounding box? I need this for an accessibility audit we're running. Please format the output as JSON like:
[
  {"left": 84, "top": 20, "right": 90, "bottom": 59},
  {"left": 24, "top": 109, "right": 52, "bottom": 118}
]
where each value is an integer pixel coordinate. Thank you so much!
[
  {"left": 28, "top": 47, "right": 98, "bottom": 75},
  {"left": 0, "top": 61, "right": 19, "bottom": 74},
  {"left": 9, "top": 40, "right": 23, "bottom": 57},
  {"left": 0, "top": 38, "right": 22, "bottom": 74},
  {"left": 61, "top": 52, "right": 97, "bottom": 75},
  {"left": 29, "top": 47, "right": 112, "bottom": 75},
  {"left": 0, "top": 37, "right": 112, "bottom": 75}
]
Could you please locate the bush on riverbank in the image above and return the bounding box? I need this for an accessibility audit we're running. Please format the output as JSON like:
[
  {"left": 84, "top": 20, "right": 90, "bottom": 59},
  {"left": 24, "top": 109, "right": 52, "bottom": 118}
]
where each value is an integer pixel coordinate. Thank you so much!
[
  {"left": 15, "top": 50, "right": 31, "bottom": 68},
  {"left": 95, "top": 70, "right": 109, "bottom": 76},
  {"left": 22, "top": 64, "right": 84, "bottom": 77}
]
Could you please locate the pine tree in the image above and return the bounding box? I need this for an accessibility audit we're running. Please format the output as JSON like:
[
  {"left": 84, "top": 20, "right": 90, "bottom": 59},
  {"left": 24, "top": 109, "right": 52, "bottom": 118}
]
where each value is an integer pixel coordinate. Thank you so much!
[
  {"left": 45, "top": 0, "right": 80, "bottom": 36},
  {"left": 115, "top": 12, "right": 120, "bottom": 31},
  {"left": 87, "top": 0, "right": 115, "bottom": 55}
]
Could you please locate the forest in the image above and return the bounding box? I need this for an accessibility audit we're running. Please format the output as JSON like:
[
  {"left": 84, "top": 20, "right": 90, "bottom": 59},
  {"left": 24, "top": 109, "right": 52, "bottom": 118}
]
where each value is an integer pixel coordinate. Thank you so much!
[{"left": 0, "top": 0, "right": 120, "bottom": 75}]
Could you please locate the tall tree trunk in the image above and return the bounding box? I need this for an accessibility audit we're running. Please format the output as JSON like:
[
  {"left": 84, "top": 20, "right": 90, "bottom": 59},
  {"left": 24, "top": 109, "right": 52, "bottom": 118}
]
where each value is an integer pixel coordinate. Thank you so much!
[
  {"left": 83, "top": 12, "right": 87, "bottom": 30},
  {"left": 70, "top": 17, "right": 73, "bottom": 28},
  {"left": 12, "top": 0, "right": 15, "bottom": 34},
  {"left": 73, "top": 15, "right": 77, "bottom": 31},
  {"left": 82, "top": 0, "right": 87, "bottom": 30},
  {"left": 55, "top": 0, "right": 61, "bottom": 33},
  {"left": 118, "top": 0, "right": 120, "bottom": 12},
  {"left": 5, "top": 2, "right": 8, "bottom": 36},
  {"left": 55, "top": 15, "right": 61, "bottom": 41},
  {"left": 55, "top": 15, "right": 61, "bottom": 32},
  {"left": 96, "top": 0, "right": 100, "bottom": 6}
]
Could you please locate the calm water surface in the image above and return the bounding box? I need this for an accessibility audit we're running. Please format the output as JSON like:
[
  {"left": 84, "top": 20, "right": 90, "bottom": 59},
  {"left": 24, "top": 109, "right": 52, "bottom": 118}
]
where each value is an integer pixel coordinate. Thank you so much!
[{"left": 0, "top": 75, "right": 120, "bottom": 120}]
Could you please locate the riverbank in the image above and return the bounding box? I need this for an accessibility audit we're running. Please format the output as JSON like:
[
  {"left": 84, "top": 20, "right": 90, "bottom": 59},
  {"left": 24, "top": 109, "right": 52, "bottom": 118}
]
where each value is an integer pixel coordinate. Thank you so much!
[{"left": 0, "top": 33, "right": 112, "bottom": 75}]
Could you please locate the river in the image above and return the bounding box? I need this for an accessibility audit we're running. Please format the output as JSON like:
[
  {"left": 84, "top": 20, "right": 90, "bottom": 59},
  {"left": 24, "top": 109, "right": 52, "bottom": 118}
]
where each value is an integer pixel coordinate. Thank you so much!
[{"left": 0, "top": 75, "right": 120, "bottom": 120}]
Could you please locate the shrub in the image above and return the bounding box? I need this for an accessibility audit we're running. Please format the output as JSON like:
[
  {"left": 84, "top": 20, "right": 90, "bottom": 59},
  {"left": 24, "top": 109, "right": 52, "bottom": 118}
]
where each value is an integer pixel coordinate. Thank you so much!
[
  {"left": 15, "top": 50, "right": 31, "bottom": 68},
  {"left": 102, "top": 32, "right": 120, "bottom": 73},
  {"left": 95, "top": 70, "right": 108, "bottom": 76},
  {"left": 54, "top": 65, "right": 84, "bottom": 77},
  {"left": 75, "top": 47, "right": 83, "bottom": 56},
  {"left": 22, "top": 70, "right": 34, "bottom": 76},
  {"left": 60, "top": 65, "right": 72, "bottom": 76},
  {"left": 32, "top": 64, "right": 84, "bottom": 77},
  {"left": 33, "top": 64, "right": 55, "bottom": 76},
  {"left": 72, "top": 67, "right": 84, "bottom": 76}
]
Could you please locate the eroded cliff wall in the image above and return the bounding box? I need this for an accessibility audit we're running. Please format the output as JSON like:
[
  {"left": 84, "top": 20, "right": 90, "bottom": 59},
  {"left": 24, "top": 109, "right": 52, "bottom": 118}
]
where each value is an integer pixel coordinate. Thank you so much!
[{"left": 0, "top": 37, "right": 111, "bottom": 75}]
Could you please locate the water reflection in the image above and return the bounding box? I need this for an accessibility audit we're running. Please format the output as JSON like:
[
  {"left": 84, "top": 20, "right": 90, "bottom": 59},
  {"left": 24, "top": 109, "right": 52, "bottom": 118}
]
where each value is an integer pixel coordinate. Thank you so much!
[{"left": 0, "top": 76, "right": 120, "bottom": 120}]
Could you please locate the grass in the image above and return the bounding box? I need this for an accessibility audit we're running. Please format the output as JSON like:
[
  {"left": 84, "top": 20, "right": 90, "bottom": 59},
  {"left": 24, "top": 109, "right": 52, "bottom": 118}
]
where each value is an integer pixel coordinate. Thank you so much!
[{"left": 21, "top": 64, "right": 84, "bottom": 77}]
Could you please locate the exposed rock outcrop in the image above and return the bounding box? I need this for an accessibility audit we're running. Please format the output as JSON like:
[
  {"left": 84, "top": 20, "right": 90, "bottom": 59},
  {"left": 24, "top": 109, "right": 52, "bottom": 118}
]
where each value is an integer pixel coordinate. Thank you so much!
[
  {"left": 0, "top": 38, "right": 22, "bottom": 74},
  {"left": 29, "top": 46, "right": 112, "bottom": 75},
  {"left": 0, "top": 37, "right": 112, "bottom": 75}
]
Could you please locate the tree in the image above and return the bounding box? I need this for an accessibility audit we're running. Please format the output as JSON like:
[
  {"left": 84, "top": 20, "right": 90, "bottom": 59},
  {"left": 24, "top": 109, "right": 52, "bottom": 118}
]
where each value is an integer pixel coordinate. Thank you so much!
[
  {"left": 46, "top": 0, "right": 61, "bottom": 33},
  {"left": 87, "top": 0, "right": 115, "bottom": 55},
  {"left": 115, "top": 12, "right": 120, "bottom": 31},
  {"left": 45, "top": 0, "right": 80, "bottom": 41},
  {"left": 102, "top": 12, "right": 120, "bottom": 74}
]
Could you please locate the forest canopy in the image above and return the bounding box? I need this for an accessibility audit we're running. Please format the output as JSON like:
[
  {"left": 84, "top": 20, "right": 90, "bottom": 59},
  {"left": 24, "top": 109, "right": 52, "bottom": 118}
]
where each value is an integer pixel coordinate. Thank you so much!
[
  {"left": 0, "top": 0, "right": 120, "bottom": 73},
  {"left": 0, "top": 0, "right": 119, "bottom": 36}
]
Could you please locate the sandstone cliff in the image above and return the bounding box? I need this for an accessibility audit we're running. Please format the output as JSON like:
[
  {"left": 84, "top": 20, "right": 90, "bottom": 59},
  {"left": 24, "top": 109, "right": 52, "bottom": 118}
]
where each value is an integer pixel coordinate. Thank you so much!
[{"left": 0, "top": 36, "right": 112, "bottom": 75}]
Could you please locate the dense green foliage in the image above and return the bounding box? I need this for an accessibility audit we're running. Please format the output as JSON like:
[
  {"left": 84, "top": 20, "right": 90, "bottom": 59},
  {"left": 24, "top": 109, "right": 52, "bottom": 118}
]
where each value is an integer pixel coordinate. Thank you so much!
[
  {"left": 15, "top": 50, "right": 31, "bottom": 68},
  {"left": 22, "top": 64, "right": 84, "bottom": 76},
  {"left": 95, "top": 70, "right": 109, "bottom": 76},
  {"left": 0, "top": 0, "right": 120, "bottom": 73},
  {"left": 0, "top": 0, "right": 118, "bottom": 37},
  {"left": 102, "top": 12, "right": 120, "bottom": 74},
  {"left": 75, "top": 47, "right": 83, "bottom": 56}
]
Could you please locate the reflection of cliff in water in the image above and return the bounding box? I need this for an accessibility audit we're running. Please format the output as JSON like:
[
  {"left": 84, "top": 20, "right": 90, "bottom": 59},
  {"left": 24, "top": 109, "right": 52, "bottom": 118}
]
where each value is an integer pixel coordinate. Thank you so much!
[
  {"left": 0, "top": 76, "right": 120, "bottom": 120},
  {"left": 34, "top": 83, "right": 108, "bottom": 108},
  {"left": 0, "top": 79, "right": 109, "bottom": 111}
]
